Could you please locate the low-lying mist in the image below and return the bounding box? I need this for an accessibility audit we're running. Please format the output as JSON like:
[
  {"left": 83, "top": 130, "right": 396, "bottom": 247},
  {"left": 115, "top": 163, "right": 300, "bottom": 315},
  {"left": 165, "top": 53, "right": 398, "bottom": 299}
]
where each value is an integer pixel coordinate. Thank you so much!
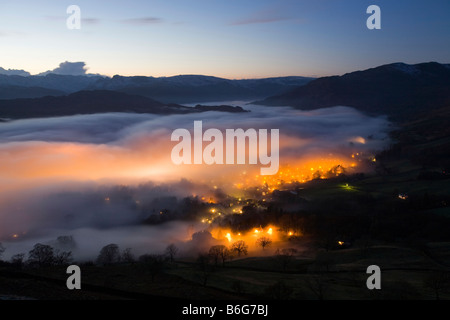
[{"left": 0, "top": 103, "right": 392, "bottom": 261}]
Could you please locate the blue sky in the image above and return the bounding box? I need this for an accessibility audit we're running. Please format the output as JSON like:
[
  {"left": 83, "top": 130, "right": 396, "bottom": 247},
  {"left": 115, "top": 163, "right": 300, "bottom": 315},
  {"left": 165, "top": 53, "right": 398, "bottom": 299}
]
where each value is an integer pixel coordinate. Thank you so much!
[{"left": 0, "top": 0, "right": 449, "bottom": 78}]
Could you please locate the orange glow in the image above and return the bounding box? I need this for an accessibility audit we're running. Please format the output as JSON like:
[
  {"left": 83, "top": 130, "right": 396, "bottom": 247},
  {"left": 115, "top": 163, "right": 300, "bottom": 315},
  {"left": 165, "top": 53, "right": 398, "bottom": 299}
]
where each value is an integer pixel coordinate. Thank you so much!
[
  {"left": 233, "top": 156, "right": 358, "bottom": 192},
  {"left": 338, "top": 241, "right": 344, "bottom": 246},
  {"left": 210, "top": 226, "right": 284, "bottom": 245},
  {"left": 0, "top": 136, "right": 364, "bottom": 195}
]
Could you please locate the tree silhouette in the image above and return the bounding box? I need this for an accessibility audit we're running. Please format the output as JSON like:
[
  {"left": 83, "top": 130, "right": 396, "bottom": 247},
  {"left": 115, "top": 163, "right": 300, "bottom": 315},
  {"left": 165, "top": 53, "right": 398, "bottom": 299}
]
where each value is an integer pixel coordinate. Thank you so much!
[
  {"left": 96, "top": 244, "right": 120, "bottom": 266},
  {"left": 165, "top": 243, "right": 179, "bottom": 263},
  {"left": 230, "top": 240, "right": 248, "bottom": 257},
  {"left": 0, "top": 242, "right": 5, "bottom": 260},
  {"left": 208, "top": 245, "right": 231, "bottom": 266},
  {"left": 121, "top": 248, "right": 135, "bottom": 264},
  {"left": 28, "top": 243, "right": 54, "bottom": 267},
  {"left": 54, "top": 249, "right": 73, "bottom": 266},
  {"left": 256, "top": 236, "right": 272, "bottom": 250},
  {"left": 10, "top": 253, "right": 25, "bottom": 269}
]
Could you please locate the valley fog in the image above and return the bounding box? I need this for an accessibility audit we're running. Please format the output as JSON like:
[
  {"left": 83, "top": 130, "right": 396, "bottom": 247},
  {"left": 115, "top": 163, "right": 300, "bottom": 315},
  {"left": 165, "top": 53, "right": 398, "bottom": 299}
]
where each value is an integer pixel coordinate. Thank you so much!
[{"left": 0, "top": 103, "right": 391, "bottom": 261}]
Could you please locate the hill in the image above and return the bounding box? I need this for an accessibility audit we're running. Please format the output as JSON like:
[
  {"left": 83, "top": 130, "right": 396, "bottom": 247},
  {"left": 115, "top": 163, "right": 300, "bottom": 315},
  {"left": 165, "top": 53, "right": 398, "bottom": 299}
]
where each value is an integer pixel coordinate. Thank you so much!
[
  {"left": 256, "top": 62, "right": 450, "bottom": 121},
  {"left": 0, "top": 90, "right": 248, "bottom": 119}
]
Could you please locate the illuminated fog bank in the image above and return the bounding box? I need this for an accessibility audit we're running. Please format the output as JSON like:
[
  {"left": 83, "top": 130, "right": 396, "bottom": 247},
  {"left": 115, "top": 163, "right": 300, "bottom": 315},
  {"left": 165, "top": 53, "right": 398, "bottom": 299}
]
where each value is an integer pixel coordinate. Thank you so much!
[{"left": 0, "top": 104, "right": 391, "bottom": 259}]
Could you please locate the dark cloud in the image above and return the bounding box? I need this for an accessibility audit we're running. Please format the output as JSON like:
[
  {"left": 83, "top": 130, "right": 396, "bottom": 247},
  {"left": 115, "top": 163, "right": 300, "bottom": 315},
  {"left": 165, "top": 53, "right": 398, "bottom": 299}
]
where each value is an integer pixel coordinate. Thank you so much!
[
  {"left": 82, "top": 18, "right": 100, "bottom": 25},
  {"left": 44, "top": 15, "right": 100, "bottom": 24},
  {"left": 230, "top": 8, "right": 293, "bottom": 26},
  {"left": 120, "top": 17, "right": 163, "bottom": 25}
]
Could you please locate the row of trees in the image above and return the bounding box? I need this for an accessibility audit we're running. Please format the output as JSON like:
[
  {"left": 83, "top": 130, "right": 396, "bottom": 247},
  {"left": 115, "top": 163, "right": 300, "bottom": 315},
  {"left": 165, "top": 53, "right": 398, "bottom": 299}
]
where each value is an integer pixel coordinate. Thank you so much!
[
  {"left": 0, "top": 242, "right": 73, "bottom": 268},
  {"left": 196, "top": 241, "right": 299, "bottom": 287},
  {"left": 94, "top": 243, "right": 180, "bottom": 282},
  {"left": 95, "top": 243, "right": 179, "bottom": 266}
]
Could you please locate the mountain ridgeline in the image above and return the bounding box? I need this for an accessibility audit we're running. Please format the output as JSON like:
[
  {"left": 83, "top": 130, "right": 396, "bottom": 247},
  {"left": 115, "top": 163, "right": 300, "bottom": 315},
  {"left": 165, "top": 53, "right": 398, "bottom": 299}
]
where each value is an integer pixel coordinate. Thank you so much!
[
  {"left": 0, "top": 73, "right": 314, "bottom": 103},
  {"left": 256, "top": 62, "right": 450, "bottom": 120},
  {"left": 1, "top": 62, "right": 449, "bottom": 121}
]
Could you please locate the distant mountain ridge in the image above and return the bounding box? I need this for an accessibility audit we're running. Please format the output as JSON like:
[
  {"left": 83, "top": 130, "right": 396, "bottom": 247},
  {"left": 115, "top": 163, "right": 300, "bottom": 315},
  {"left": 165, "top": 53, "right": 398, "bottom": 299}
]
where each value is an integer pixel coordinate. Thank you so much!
[
  {"left": 0, "top": 73, "right": 314, "bottom": 103},
  {"left": 0, "top": 90, "right": 248, "bottom": 120},
  {"left": 256, "top": 62, "right": 450, "bottom": 120}
]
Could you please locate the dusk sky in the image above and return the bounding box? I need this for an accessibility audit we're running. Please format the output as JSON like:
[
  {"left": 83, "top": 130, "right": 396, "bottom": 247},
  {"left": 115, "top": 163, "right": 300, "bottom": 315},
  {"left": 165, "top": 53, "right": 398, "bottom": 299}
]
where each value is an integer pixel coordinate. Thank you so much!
[{"left": 1, "top": 0, "right": 449, "bottom": 78}]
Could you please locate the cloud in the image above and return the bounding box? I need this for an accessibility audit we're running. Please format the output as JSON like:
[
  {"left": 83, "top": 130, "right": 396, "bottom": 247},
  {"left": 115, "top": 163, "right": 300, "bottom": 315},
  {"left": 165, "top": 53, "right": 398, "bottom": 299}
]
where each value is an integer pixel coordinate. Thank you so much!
[
  {"left": 82, "top": 18, "right": 100, "bottom": 25},
  {"left": 230, "top": 8, "right": 293, "bottom": 26},
  {"left": 38, "top": 61, "right": 88, "bottom": 76},
  {"left": 44, "top": 15, "right": 100, "bottom": 25},
  {"left": 120, "top": 17, "right": 163, "bottom": 25}
]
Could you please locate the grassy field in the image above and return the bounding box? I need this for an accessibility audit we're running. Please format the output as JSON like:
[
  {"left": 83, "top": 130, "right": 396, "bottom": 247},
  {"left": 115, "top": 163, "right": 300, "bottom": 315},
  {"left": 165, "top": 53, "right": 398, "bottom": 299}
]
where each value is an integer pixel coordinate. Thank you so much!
[
  {"left": 2, "top": 242, "right": 449, "bottom": 300},
  {"left": 164, "top": 243, "right": 450, "bottom": 300}
]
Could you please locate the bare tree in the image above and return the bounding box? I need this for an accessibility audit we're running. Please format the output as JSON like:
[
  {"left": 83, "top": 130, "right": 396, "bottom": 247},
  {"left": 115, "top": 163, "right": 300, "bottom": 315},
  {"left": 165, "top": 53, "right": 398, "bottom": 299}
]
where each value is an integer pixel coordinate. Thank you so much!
[
  {"left": 230, "top": 240, "right": 248, "bottom": 257},
  {"left": 0, "top": 242, "right": 5, "bottom": 260},
  {"left": 96, "top": 244, "right": 120, "bottom": 266},
  {"left": 165, "top": 243, "right": 179, "bottom": 263},
  {"left": 219, "top": 246, "right": 232, "bottom": 266},
  {"left": 28, "top": 243, "right": 54, "bottom": 267},
  {"left": 121, "top": 248, "right": 135, "bottom": 264},
  {"left": 54, "top": 250, "right": 73, "bottom": 266},
  {"left": 208, "top": 245, "right": 222, "bottom": 266},
  {"left": 256, "top": 236, "right": 272, "bottom": 250},
  {"left": 10, "top": 253, "right": 25, "bottom": 269},
  {"left": 209, "top": 245, "right": 231, "bottom": 266},
  {"left": 274, "top": 248, "right": 297, "bottom": 271}
]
